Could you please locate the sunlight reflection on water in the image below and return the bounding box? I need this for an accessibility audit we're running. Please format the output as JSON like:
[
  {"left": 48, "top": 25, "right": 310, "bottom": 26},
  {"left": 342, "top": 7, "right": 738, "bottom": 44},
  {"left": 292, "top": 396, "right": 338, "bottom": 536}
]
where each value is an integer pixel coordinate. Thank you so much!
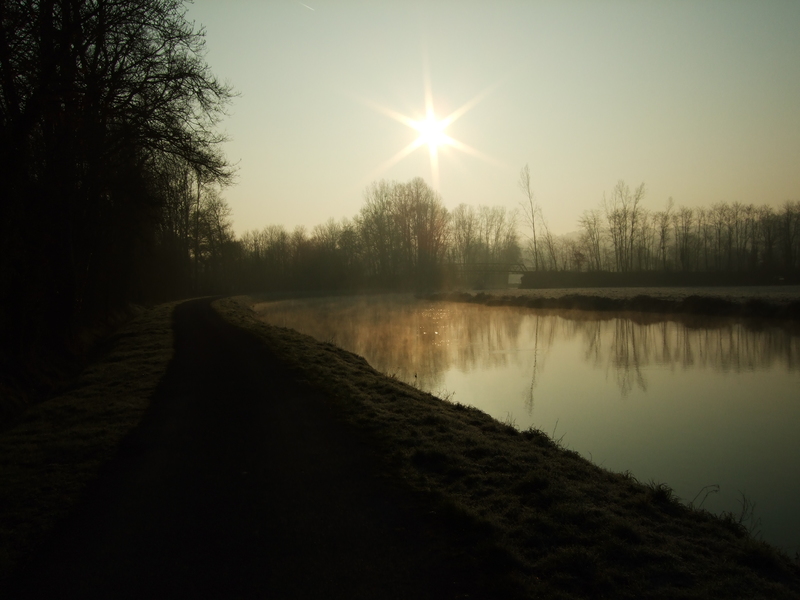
[{"left": 254, "top": 294, "right": 800, "bottom": 554}]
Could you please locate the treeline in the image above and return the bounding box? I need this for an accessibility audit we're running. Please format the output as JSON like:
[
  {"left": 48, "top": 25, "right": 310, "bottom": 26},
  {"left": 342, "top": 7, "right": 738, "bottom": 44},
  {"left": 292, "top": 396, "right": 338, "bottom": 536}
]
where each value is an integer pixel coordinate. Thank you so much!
[
  {"left": 134, "top": 176, "right": 522, "bottom": 297},
  {"left": 1, "top": 1, "right": 233, "bottom": 384},
  {"left": 522, "top": 181, "right": 800, "bottom": 282},
  {"left": 172, "top": 175, "right": 800, "bottom": 298},
  {"left": 235, "top": 178, "right": 522, "bottom": 292}
]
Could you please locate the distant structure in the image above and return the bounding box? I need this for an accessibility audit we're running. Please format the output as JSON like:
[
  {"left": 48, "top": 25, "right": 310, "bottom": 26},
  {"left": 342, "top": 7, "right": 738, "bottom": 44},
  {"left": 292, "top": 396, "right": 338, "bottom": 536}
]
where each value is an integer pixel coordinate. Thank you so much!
[{"left": 453, "top": 263, "right": 528, "bottom": 289}]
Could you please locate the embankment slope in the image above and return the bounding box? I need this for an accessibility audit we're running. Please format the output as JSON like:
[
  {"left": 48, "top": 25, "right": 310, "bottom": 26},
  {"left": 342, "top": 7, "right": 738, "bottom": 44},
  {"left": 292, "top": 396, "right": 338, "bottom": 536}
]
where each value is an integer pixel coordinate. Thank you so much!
[
  {"left": 4, "top": 298, "right": 521, "bottom": 599},
  {"left": 218, "top": 295, "right": 800, "bottom": 599},
  {"left": 2, "top": 295, "right": 799, "bottom": 599}
]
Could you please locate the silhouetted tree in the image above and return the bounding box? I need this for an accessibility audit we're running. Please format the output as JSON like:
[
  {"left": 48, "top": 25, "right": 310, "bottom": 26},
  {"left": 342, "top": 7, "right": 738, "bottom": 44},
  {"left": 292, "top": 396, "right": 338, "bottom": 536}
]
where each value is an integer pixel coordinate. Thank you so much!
[
  {"left": 518, "top": 164, "right": 541, "bottom": 270},
  {"left": 191, "top": 188, "right": 236, "bottom": 292},
  {"left": 0, "top": 0, "right": 233, "bottom": 374},
  {"left": 578, "top": 209, "right": 605, "bottom": 271},
  {"left": 604, "top": 181, "right": 646, "bottom": 272},
  {"left": 450, "top": 203, "right": 481, "bottom": 269},
  {"left": 358, "top": 180, "right": 401, "bottom": 286},
  {"left": 397, "top": 177, "right": 450, "bottom": 287}
]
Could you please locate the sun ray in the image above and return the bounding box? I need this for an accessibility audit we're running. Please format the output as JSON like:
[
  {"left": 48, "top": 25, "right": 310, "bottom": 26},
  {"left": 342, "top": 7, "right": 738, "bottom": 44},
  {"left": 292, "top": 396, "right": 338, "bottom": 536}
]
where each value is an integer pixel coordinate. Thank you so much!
[
  {"left": 445, "top": 137, "right": 508, "bottom": 169},
  {"left": 439, "top": 81, "right": 501, "bottom": 129},
  {"left": 422, "top": 51, "right": 435, "bottom": 124},
  {"left": 363, "top": 138, "right": 426, "bottom": 183},
  {"left": 429, "top": 143, "right": 440, "bottom": 190},
  {"left": 355, "top": 96, "right": 419, "bottom": 129}
]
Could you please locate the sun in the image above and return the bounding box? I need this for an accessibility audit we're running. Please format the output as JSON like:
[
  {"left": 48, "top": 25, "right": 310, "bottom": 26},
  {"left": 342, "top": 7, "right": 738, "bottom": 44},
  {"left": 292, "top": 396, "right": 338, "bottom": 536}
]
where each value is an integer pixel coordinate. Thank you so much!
[
  {"left": 413, "top": 112, "right": 451, "bottom": 150},
  {"left": 357, "top": 70, "right": 502, "bottom": 190}
]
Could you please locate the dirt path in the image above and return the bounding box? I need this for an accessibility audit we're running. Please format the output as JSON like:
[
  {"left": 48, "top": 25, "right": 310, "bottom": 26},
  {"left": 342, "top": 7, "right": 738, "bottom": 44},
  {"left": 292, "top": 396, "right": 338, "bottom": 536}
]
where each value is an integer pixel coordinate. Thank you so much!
[{"left": 9, "top": 298, "right": 508, "bottom": 599}]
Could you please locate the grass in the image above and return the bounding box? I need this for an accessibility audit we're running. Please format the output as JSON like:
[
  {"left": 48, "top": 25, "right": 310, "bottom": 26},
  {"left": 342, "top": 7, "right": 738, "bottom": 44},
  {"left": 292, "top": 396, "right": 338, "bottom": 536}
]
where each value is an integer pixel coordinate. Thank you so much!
[
  {"left": 2, "top": 293, "right": 798, "bottom": 598},
  {"left": 216, "top": 294, "right": 800, "bottom": 599},
  {"left": 0, "top": 301, "right": 177, "bottom": 587}
]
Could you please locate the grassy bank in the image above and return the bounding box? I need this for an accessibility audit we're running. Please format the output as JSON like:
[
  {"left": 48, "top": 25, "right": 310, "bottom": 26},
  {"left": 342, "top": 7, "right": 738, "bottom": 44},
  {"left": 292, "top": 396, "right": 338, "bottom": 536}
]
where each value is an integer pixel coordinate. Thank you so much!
[
  {"left": 217, "top": 295, "right": 800, "bottom": 599},
  {"left": 0, "top": 302, "right": 177, "bottom": 586},
  {"left": 3, "top": 294, "right": 799, "bottom": 598}
]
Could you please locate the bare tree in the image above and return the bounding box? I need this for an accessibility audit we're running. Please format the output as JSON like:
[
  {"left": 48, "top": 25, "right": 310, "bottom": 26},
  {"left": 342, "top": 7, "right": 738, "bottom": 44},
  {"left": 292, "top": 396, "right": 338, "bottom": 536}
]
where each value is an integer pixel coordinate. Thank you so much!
[
  {"left": 359, "top": 180, "right": 400, "bottom": 284},
  {"left": 451, "top": 204, "right": 480, "bottom": 266},
  {"left": 396, "top": 177, "right": 450, "bottom": 286},
  {"left": 312, "top": 219, "right": 343, "bottom": 253},
  {"left": 191, "top": 188, "right": 235, "bottom": 292},
  {"left": 578, "top": 209, "right": 604, "bottom": 271},
  {"left": 1, "top": 0, "right": 235, "bottom": 365},
  {"left": 538, "top": 213, "right": 559, "bottom": 270},
  {"left": 603, "top": 181, "right": 645, "bottom": 272},
  {"left": 673, "top": 206, "right": 695, "bottom": 271},
  {"left": 780, "top": 201, "right": 800, "bottom": 270},
  {"left": 518, "top": 164, "right": 540, "bottom": 270}
]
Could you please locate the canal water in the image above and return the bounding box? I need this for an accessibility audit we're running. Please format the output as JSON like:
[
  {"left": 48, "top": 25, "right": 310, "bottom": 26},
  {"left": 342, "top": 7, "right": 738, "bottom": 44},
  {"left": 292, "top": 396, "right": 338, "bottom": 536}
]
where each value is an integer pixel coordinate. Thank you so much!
[{"left": 254, "top": 294, "right": 800, "bottom": 554}]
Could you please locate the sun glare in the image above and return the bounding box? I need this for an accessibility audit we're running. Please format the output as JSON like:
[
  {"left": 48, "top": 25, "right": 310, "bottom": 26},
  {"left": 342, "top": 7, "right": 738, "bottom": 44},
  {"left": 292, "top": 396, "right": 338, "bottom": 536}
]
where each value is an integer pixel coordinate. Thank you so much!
[
  {"left": 413, "top": 112, "right": 450, "bottom": 150},
  {"left": 358, "top": 66, "right": 503, "bottom": 190}
]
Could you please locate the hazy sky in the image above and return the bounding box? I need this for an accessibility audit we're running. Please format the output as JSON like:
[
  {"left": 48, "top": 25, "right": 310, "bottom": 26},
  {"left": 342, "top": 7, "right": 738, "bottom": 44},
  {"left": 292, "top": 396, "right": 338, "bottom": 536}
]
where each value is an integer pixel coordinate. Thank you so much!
[{"left": 186, "top": 0, "right": 800, "bottom": 236}]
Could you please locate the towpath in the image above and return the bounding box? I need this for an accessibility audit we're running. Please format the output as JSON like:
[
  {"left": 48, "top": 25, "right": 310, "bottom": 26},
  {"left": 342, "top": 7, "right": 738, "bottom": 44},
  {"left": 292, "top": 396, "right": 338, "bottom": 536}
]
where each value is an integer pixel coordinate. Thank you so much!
[{"left": 9, "top": 298, "right": 503, "bottom": 599}]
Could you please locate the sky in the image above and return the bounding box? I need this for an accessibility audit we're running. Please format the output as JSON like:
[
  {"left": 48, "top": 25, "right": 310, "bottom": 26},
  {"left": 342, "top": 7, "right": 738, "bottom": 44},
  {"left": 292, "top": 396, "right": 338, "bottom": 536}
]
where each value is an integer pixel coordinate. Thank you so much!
[{"left": 186, "top": 0, "right": 800, "bottom": 237}]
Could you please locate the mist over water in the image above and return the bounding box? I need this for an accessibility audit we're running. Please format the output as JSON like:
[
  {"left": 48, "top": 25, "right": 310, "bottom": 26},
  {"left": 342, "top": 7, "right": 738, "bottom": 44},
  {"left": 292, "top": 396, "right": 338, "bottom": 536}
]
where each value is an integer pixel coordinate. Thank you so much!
[{"left": 255, "top": 295, "right": 800, "bottom": 554}]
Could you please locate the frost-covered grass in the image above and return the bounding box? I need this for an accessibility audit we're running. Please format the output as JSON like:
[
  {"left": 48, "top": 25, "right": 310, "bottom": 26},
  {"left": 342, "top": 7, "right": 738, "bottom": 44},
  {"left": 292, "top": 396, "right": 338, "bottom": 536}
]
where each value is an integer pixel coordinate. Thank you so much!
[
  {"left": 217, "top": 295, "right": 800, "bottom": 599},
  {"left": 0, "top": 302, "right": 177, "bottom": 586}
]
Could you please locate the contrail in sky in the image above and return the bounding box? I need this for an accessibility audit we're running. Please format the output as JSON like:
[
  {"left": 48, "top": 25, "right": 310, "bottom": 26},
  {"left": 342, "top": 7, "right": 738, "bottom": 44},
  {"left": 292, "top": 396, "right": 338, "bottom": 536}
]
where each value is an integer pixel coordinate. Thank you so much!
[{"left": 299, "top": 2, "right": 315, "bottom": 10}]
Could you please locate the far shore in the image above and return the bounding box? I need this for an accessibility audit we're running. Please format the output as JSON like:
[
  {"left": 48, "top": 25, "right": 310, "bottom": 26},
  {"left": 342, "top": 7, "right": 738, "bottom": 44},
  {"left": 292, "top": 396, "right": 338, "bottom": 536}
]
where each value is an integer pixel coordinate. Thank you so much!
[{"left": 426, "top": 285, "right": 800, "bottom": 321}]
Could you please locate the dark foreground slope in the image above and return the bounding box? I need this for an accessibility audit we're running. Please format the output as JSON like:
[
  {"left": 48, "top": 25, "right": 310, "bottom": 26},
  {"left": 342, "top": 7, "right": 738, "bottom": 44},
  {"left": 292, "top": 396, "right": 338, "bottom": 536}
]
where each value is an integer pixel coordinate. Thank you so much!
[
  {"left": 0, "top": 301, "right": 177, "bottom": 583},
  {"left": 217, "top": 296, "right": 800, "bottom": 599},
  {"left": 5, "top": 298, "right": 520, "bottom": 600},
  {"left": 4, "top": 296, "right": 800, "bottom": 599}
]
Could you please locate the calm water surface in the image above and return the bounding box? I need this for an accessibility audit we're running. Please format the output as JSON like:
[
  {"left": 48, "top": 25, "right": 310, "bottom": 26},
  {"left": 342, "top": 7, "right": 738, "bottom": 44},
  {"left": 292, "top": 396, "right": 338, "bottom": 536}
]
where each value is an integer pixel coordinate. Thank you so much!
[{"left": 254, "top": 294, "right": 800, "bottom": 554}]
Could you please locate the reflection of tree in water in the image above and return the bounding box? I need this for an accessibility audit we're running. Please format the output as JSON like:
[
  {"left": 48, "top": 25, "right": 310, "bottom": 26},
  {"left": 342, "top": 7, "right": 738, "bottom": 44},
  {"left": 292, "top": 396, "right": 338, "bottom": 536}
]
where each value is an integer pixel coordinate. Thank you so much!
[
  {"left": 562, "top": 314, "right": 800, "bottom": 393},
  {"left": 525, "top": 315, "right": 540, "bottom": 416},
  {"left": 557, "top": 317, "right": 648, "bottom": 397},
  {"left": 611, "top": 319, "right": 648, "bottom": 396},
  {"left": 521, "top": 314, "right": 563, "bottom": 415},
  {"left": 522, "top": 315, "right": 542, "bottom": 415},
  {"left": 254, "top": 298, "right": 800, "bottom": 396},
  {"left": 254, "top": 297, "right": 533, "bottom": 393},
  {"left": 580, "top": 320, "right": 604, "bottom": 368}
]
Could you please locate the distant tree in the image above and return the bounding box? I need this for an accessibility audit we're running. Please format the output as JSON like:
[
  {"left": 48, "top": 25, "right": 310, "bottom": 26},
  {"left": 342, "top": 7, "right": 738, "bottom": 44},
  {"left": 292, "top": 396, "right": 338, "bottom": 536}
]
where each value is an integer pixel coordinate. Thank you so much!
[
  {"left": 312, "top": 219, "right": 342, "bottom": 254},
  {"left": 538, "top": 212, "right": 559, "bottom": 270},
  {"left": 450, "top": 204, "right": 480, "bottom": 266},
  {"left": 150, "top": 157, "right": 197, "bottom": 297},
  {"left": 394, "top": 177, "right": 450, "bottom": 287},
  {"left": 603, "top": 181, "right": 645, "bottom": 272},
  {"left": 578, "top": 209, "right": 604, "bottom": 271},
  {"left": 780, "top": 201, "right": 800, "bottom": 271},
  {"left": 633, "top": 206, "right": 655, "bottom": 271},
  {"left": 518, "top": 164, "right": 541, "bottom": 270},
  {"left": 193, "top": 188, "right": 235, "bottom": 288},
  {"left": 263, "top": 225, "right": 291, "bottom": 287},
  {"left": 359, "top": 180, "right": 401, "bottom": 285},
  {"left": 673, "top": 206, "right": 695, "bottom": 271},
  {"left": 653, "top": 198, "right": 673, "bottom": 271},
  {"left": 337, "top": 218, "right": 364, "bottom": 284},
  {"left": 308, "top": 218, "right": 364, "bottom": 290}
]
